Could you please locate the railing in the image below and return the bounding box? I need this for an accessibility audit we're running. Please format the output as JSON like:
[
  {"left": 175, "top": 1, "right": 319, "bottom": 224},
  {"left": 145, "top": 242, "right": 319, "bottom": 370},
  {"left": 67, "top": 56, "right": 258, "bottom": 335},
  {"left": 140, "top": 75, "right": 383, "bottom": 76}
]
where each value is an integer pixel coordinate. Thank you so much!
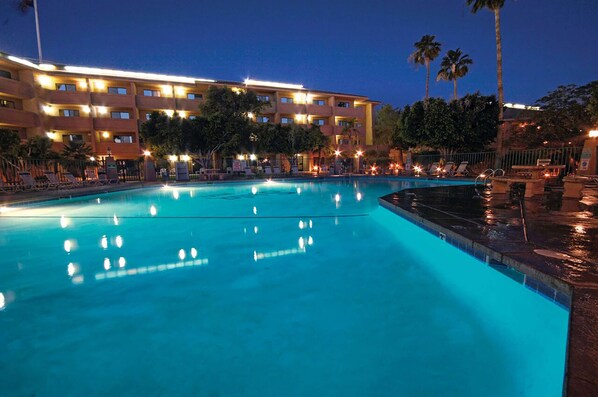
[
  {"left": 412, "top": 146, "right": 583, "bottom": 175},
  {"left": 1, "top": 157, "right": 141, "bottom": 187}
]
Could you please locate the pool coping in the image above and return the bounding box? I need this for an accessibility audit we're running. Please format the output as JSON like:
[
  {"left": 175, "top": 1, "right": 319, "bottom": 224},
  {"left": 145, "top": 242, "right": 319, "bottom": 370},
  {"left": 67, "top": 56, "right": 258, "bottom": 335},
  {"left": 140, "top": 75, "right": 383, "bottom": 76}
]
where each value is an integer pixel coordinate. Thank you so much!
[{"left": 378, "top": 185, "right": 598, "bottom": 396}]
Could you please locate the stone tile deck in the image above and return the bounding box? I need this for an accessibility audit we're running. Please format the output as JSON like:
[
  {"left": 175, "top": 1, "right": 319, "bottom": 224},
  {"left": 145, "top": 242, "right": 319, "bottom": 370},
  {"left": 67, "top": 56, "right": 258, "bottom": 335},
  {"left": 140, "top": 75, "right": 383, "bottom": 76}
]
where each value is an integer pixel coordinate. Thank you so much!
[{"left": 379, "top": 184, "right": 598, "bottom": 396}]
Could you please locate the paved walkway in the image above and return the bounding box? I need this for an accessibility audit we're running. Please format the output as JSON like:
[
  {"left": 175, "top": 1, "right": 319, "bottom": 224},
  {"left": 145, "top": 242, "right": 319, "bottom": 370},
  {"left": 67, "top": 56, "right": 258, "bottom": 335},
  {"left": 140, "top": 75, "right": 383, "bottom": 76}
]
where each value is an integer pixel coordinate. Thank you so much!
[{"left": 380, "top": 184, "right": 598, "bottom": 395}]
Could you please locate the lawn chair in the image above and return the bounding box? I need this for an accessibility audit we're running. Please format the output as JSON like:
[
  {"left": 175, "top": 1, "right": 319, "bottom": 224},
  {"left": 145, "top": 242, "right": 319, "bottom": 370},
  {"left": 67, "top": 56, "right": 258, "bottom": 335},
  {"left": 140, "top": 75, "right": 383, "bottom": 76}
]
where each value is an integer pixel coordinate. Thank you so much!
[
  {"left": 98, "top": 173, "right": 118, "bottom": 184},
  {"left": 454, "top": 161, "right": 469, "bottom": 176},
  {"left": 440, "top": 162, "right": 455, "bottom": 176},
  {"left": 273, "top": 166, "right": 281, "bottom": 176},
  {"left": 427, "top": 162, "right": 439, "bottom": 176},
  {"left": 19, "top": 171, "right": 45, "bottom": 190},
  {"left": 62, "top": 172, "right": 84, "bottom": 187},
  {"left": 0, "top": 177, "right": 19, "bottom": 193},
  {"left": 244, "top": 168, "right": 254, "bottom": 177},
  {"left": 43, "top": 171, "right": 65, "bottom": 189},
  {"left": 264, "top": 166, "right": 272, "bottom": 175}
]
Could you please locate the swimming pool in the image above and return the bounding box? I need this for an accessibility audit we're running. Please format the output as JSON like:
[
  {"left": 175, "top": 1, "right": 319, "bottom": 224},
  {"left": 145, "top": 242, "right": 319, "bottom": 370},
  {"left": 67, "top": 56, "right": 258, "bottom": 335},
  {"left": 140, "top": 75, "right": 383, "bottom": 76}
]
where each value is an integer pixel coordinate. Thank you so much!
[{"left": 0, "top": 179, "right": 568, "bottom": 396}]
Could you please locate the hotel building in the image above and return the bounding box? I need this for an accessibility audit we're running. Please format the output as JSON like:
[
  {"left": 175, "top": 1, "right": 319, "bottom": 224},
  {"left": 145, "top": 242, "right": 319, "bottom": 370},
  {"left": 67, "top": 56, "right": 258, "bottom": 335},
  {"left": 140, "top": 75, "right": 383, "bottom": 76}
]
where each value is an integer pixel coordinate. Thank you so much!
[{"left": 0, "top": 52, "right": 378, "bottom": 164}]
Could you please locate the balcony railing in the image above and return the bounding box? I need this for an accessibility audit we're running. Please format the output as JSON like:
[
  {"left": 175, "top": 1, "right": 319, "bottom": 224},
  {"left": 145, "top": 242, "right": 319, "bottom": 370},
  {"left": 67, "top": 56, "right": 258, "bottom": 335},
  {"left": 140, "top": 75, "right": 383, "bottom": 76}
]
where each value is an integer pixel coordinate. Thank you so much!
[
  {"left": 0, "top": 77, "right": 35, "bottom": 99},
  {"left": 175, "top": 98, "right": 200, "bottom": 112},
  {"left": 48, "top": 116, "right": 93, "bottom": 131},
  {"left": 0, "top": 107, "right": 40, "bottom": 128},
  {"left": 91, "top": 92, "right": 134, "bottom": 107},
  {"left": 136, "top": 95, "right": 174, "bottom": 110},
  {"left": 40, "top": 89, "right": 90, "bottom": 105},
  {"left": 93, "top": 117, "right": 137, "bottom": 132},
  {"left": 335, "top": 106, "right": 365, "bottom": 118}
]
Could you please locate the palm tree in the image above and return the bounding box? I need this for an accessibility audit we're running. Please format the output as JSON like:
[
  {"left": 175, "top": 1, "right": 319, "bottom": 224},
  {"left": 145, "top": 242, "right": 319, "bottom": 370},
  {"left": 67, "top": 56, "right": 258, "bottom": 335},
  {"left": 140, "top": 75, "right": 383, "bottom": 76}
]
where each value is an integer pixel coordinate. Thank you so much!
[
  {"left": 467, "top": 0, "right": 506, "bottom": 155},
  {"left": 17, "top": 0, "right": 43, "bottom": 62},
  {"left": 61, "top": 141, "right": 93, "bottom": 160},
  {"left": 436, "top": 49, "right": 473, "bottom": 100},
  {"left": 408, "top": 35, "right": 442, "bottom": 100}
]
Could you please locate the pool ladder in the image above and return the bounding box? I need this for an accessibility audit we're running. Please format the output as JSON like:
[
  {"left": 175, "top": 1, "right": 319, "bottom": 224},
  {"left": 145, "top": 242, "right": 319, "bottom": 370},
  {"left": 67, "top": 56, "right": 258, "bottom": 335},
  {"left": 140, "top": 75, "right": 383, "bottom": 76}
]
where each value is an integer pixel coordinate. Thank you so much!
[{"left": 475, "top": 168, "right": 505, "bottom": 187}]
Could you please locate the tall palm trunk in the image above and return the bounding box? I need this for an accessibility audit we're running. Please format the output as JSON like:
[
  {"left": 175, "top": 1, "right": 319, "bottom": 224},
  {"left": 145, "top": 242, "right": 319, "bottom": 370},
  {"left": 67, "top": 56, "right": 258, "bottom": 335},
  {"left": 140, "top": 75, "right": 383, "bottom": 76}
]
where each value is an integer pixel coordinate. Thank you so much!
[
  {"left": 494, "top": 8, "right": 505, "bottom": 165},
  {"left": 33, "top": 0, "right": 43, "bottom": 62},
  {"left": 424, "top": 59, "right": 430, "bottom": 100},
  {"left": 453, "top": 79, "right": 458, "bottom": 100}
]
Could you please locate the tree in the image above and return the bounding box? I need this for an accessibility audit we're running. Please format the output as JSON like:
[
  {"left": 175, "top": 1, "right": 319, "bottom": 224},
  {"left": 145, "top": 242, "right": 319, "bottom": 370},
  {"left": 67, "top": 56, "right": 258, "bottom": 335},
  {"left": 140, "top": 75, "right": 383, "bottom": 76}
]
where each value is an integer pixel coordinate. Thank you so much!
[
  {"left": 22, "top": 135, "right": 57, "bottom": 159},
  {"left": 587, "top": 82, "right": 598, "bottom": 126},
  {"left": 139, "top": 111, "right": 184, "bottom": 158},
  {"left": 0, "top": 129, "right": 22, "bottom": 158},
  {"left": 450, "top": 93, "right": 499, "bottom": 151},
  {"left": 374, "top": 104, "right": 400, "bottom": 145},
  {"left": 467, "top": 0, "right": 506, "bottom": 154},
  {"left": 306, "top": 124, "right": 329, "bottom": 173},
  {"left": 437, "top": 49, "right": 473, "bottom": 100},
  {"left": 408, "top": 35, "right": 442, "bottom": 100},
  {"left": 423, "top": 98, "right": 456, "bottom": 156},
  {"left": 61, "top": 141, "right": 93, "bottom": 160}
]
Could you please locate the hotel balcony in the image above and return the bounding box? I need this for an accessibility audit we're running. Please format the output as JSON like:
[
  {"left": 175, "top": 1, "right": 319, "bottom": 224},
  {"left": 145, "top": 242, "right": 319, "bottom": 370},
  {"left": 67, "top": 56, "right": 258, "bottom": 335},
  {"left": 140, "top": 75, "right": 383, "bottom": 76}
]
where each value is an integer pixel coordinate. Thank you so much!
[
  {"left": 0, "top": 107, "right": 40, "bottom": 128},
  {"left": 335, "top": 106, "right": 365, "bottom": 119},
  {"left": 91, "top": 93, "right": 134, "bottom": 108},
  {"left": 96, "top": 142, "right": 141, "bottom": 158},
  {"left": 320, "top": 125, "right": 334, "bottom": 135},
  {"left": 307, "top": 104, "right": 333, "bottom": 117},
  {"left": 93, "top": 118, "right": 137, "bottom": 132},
  {"left": 175, "top": 98, "right": 200, "bottom": 112},
  {"left": 136, "top": 95, "right": 175, "bottom": 110},
  {"left": 278, "top": 103, "right": 305, "bottom": 114},
  {"left": 41, "top": 89, "right": 90, "bottom": 105},
  {"left": 48, "top": 116, "right": 93, "bottom": 131},
  {"left": 333, "top": 125, "right": 366, "bottom": 136},
  {"left": 0, "top": 77, "right": 35, "bottom": 99}
]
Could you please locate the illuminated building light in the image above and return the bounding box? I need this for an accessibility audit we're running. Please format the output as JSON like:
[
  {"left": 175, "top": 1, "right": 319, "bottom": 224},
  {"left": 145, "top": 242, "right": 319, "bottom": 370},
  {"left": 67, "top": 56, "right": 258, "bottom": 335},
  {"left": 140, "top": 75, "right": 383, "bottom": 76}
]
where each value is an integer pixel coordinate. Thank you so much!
[
  {"left": 244, "top": 78, "right": 303, "bottom": 90},
  {"left": 97, "top": 106, "right": 108, "bottom": 115},
  {"left": 295, "top": 114, "right": 307, "bottom": 123},
  {"left": 81, "top": 105, "right": 91, "bottom": 113},
  {"left": 247, "top": 112, "right": 254, "bottom": 119},
  {"left": 181, "top": 154, "right": 191, "bottom": 162},
  {"left": 37, "top": 75, "right": 52, "bottom": 87},
  {"left": 504, "top": 103, "right": 541, "bottom": 111},
  {"left": 7, "top": 55, "right": 40, "bottom": 69},
  {"left": 237, "top": 154, "right": 246, "bottom": 160},
  {"left": 175, "top": 86, "right": 185, "bottom": 96},
  {"left": 39, "top": 63, "right": 56, "bottom": 71},
  {"left": 78, "top": 80, "right": 88, "bottom": 89},
  {"left": 102, "top": 131, "right": 110, "bottom": 138},
  {"left": 589, "top": 130, "right": 598, "bottom": 138},
  {"left": 144, "top": 150, "right": 151, "bottom": 156},
  {"left": 334, "top": 150, "right": 341, "bottom": 156},
  {"left": 41, "top": 105, "right": 52, "bottom": 114},
  {"left": 94, "top": 80, "right": 106, "bottom": 90},
  {"left": 46, "top": 131, "right": 57, "bottom": 140},
  {"left": 249, "top": 154, "right": 257, "bottom": 161},
  {"left": 89, "top": 156, "right": 96, "bottom": 162},
  {"left": 63, "top": 65, "right": 215, "bottom": 83},
  {"left": 169, "top": 155, "right": 178, "bottom": 162},
  {"left": 164, "top": 109, "right": 175, "bottom": 117},
  {"left": 162, "top": 85, "right": 173, "bottom": 96},
  {"left": 179, "top": 111, "right": 187, "bottom": 118}
]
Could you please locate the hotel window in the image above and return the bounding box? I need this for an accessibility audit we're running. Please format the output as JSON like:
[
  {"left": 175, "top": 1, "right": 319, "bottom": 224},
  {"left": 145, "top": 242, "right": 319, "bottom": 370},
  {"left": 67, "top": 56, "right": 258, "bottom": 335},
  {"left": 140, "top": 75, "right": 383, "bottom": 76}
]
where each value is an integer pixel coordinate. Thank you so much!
[
  {"left": 312, "top": 99, "right": 326, "bottom": 106},
  {"left": 113, "top": 135, "right": 134, "bottom": 144},
  {"left": 0, "top": 99, "right": 15, "bottom": 109},
  {"left": 257, "top": 95, "right": 270, "bottom": 102},
  {"left": 108, "top": 87, "right": 128, "bottom": 95},
  {"left": 337, "top": 120, "right": 353, "bottom": 127},
  {"left": 56, "top": 83, "right": 76, "bottom": 92},
  {"left": 280, "top": 97, "right": 293, "bottom": 104},
  {"left": 256, "top": 116, "right": 269, "bottom": 123},
  {"left": 64, "top": 134, "right": 84, "bottom": 143},
  {"left": 313, "top": 119, "right": 326, "bottom": 126},
  {"left": 61, "top": 109, "right": 80, "bottom": 117},
  {"left": 281, "top": 117, "right": 294, "bottom": 124},
  {"left": 0, "top": 70, "right": 11, "bottom": 79},
  {"left": 143, "top": 89, "right": 161, "bottom": 97},
  {"left": 111, "top": 111, "right": 130, "bottom": 119},
  {"left": 337, "top": 101, "right": 350, "bottom": 108},
  {"left": 187, "top": 93, "right": 202, "bottom": 100}
]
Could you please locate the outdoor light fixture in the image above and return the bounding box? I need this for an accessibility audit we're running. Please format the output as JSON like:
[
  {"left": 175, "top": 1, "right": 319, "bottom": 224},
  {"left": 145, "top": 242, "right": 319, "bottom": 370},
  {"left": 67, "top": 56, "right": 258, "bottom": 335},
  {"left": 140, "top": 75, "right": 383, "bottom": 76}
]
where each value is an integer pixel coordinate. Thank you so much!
[
  {"left": 97, "top": 106, "right": 108, "bottom": 115},
  {"left": 164, "top": 109, "right": 175, "bottom": 117},
  {"left": 94, "top": 80, "right": 106, "bottom": 90},
  {"left": 41, "top": 104, "right": 52, "bottom": 113},
  {"left": 243, "top": 78, "right": 303, "bottom": 90},
  {"left": 356, "top": 150, "right": 363, "bottom": 157},
  {"left": 89, "top": 156, "right": 96, "bottom": 162},
  {"left": 37, "top": 75, "right": 52, "bottom": 87},
  {"left": 143, "top": 150, "right": 151, "bottom": 156},
  {"left": 102, "top": 131, "right": 110, "bottom": 138},
  {"left": 38, "top": 63, "right": 56, "bottom": 71},
  {"left": 63, "top": 65, "right": 214, "bottom": 83},
  {"left": 335, "top": 150, "right": 341, "bottom": 157},
  {"left": 247, "top": 112, "right": 254, "bottom": 119},
  {"left": 81, "top": 105, "right": 91, "bottom": 113},
  {"left": 589, "top": 130, "right": 598, "bottom": 138},
  {"left": 181, "top": 155, "right": 191, "bottom": 162},
  {"left": 169, "top": 155, "right": 178, "bottom": 162}
]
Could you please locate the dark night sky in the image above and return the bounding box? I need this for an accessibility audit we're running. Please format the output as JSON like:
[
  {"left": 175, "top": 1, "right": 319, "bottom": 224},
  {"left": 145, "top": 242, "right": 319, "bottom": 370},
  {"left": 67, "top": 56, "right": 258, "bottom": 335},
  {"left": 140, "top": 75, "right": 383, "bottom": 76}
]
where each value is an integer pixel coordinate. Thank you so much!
[{"left": 1, "top": 0, "right": 596, "bottom": 107}]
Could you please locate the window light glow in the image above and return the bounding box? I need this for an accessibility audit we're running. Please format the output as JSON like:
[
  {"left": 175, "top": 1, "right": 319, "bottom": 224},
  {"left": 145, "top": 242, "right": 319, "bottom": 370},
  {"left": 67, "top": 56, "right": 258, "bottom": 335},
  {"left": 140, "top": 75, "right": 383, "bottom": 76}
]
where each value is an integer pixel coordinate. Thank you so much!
[
  {"left": 175, "top": 86, "right": 185, "bottom": 96},
  {"left": 244, "top": 78, "right": 303, "bottom": 90},
  {"left": 82, "top": 105, "right": 91, "bottom": 113},
  {"left": 78, "top": 80, "right": 88, "bottom": 89},
  {"left": 162, "top": 85, "right": 173, "bottom": 96},
  {"left": 97, "top": 106, "right": 108, "bottom": 115},
  {"left": 94, "top": 80, "right": 106, "bottom": 90}
]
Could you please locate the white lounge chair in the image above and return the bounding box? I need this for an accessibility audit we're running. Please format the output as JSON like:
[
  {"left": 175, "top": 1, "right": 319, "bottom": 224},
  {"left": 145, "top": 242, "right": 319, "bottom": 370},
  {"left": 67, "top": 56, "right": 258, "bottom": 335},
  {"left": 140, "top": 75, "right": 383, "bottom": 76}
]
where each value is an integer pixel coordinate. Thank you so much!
[
  {"left": 62, "top": 172, "right": 84, "bottom": 187},
  {"left": 441, "top": 162, "right": 455, "bottom": 176},
  {"left": 454, "top": 161, "right": 469, "bottom": 176},
  {"left": 273, "top": 166, "right": 281, "bottom": 176},
  {"left": 427, "top": 162, "right": 439, "bottom": 175},
  {"left": 19, "top": 171, "right": 44, "bottom": 190},
  {"left": 43, "top": 171, "right": 65, "bottom": 189},
  {"left": 264, "top": 166, "right": 272, "bottom": 175}
]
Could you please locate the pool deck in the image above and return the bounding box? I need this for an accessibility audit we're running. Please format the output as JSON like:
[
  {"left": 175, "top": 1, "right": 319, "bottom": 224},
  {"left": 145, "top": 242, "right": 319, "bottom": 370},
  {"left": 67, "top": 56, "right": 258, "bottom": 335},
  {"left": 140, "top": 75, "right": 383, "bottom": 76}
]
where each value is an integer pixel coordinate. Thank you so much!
[{"left": 379, "top": 183, "right": 598, "bottom": 396}]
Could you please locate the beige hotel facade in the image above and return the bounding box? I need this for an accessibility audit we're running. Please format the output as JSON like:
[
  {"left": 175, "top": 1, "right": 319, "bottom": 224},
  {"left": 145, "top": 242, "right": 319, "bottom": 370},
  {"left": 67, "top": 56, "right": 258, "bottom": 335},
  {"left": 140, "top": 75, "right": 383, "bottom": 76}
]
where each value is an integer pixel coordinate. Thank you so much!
[{"left": 0, "top": 52, "right": 379, "bottom": 164}]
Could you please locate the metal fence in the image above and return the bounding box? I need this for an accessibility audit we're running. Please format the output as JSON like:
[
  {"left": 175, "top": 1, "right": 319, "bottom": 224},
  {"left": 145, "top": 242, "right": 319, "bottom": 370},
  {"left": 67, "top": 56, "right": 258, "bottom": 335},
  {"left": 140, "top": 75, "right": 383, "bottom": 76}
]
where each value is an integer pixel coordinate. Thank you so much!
[
  {"left": 412, "top": 146, "right": 583, "bottom": 175},
  {"left": 0, "top": 157, "right": 141, "bottom": 187}
]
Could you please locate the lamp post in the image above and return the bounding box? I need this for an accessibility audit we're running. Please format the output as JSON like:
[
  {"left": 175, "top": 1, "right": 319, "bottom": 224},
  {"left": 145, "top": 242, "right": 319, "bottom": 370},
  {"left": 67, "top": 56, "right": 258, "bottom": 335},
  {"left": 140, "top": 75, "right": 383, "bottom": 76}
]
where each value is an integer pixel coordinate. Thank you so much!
[
  {"left": 355, "top": 150, "right": 363, "bottom": 174},
  {"left": 334, "top": 149, "right": 341, "bottom": 175},
  {"left": 579, "top": 129, "right": 598, "bottom": 175}
]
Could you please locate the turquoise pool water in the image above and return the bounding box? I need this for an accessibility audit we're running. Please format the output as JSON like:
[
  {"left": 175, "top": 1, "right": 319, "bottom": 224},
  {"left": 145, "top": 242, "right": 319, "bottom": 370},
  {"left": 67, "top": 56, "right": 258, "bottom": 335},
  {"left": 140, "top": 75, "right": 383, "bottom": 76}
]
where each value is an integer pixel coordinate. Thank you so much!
[{"left": 0, "top": 179, "right": 568, "bottom": 396}]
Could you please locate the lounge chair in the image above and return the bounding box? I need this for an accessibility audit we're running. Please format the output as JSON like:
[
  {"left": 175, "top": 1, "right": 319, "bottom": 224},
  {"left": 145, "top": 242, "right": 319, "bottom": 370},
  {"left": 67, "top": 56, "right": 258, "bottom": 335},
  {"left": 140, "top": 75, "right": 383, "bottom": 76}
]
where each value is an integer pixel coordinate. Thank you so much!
[
  {"left": 440, "top": 162, "right": 455, "bottom": 176},
  {"left": 85, "top": 169, "right": 100, "bottom": 185},
  {"left": 454, "top": 161, "right": 469, "bottom": 176},
  {"left": 427, "top": 162, "right": 439, "bottom": 176},
  {"left": 19, "top": 171, "right": 45, "bottom": 190},
  {"left": 43, "top": 171, "right": 66, "bottom": 189},
  {"left": 0, "top": 178, "right": 18, "bottom": 193},
  {"left": 244, "top": 168, "right": 254, "bottom": 177},
  {"left": 62, "top": 172, "right": 84, "bottom": 187},
  {"left": 264, "top": 166, "right": 272, "bottom": 175},
  {"left": 273, "top": 166, "right": 281, "bottom": 176},
  {"left": 98, "top": 173, "right": 118, "bottom": 184}
]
